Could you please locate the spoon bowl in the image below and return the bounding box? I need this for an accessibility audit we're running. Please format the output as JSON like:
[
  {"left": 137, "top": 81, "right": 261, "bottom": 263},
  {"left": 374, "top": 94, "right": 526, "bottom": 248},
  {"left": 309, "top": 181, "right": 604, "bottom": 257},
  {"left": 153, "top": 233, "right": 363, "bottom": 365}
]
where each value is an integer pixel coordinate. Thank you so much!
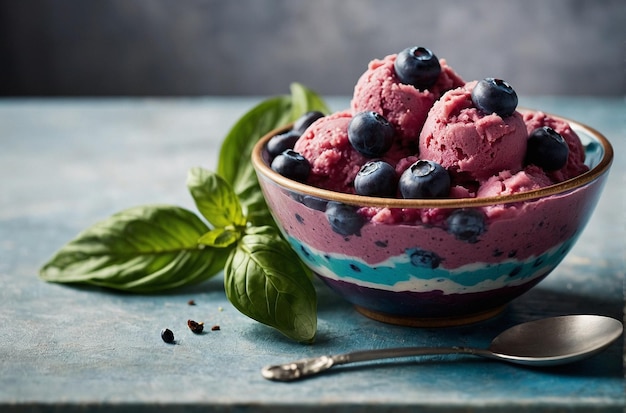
[
  {"left": 262, "top": 315, "right": 623, "bottom": 381},
  {"left": 487, "top": 315, "right": 624, "bottom": 366}
]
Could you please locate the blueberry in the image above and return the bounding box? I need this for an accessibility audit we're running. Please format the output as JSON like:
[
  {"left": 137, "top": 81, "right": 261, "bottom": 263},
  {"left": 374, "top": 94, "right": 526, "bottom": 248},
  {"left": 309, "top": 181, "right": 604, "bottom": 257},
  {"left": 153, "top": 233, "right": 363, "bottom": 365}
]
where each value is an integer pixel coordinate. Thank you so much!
[
  {"left": 471, "top": 78, "right": 518, "bottom": 117},
  {"left": 270, "top": 149, "right": 310, "bottom": 183},
  {"left": 301, "top": 195, "right": 328, "bottom": 211},
  {"left": 290, "top": 193, "right": 328, "bottom": 211},
  {"left": 161, "top": 328, "right": 175, "bottom": 344},
  {"left": 525, "top": 126, "right": 569, "bottom": 171},
  {"left": 293, "top": 111, "right": 325, "bottom": 134},
  {"left": 348, "top": 111, "right": 395, "bottom": 158},
  {"left": 354, "top": 161, "right": 397, "bottom": 197},
  {"left": 399, "top": 160, "right": 450, "bottom": 199},
  {"left": 446, "top": 209, "right": 486, "bottom": 243},
  {"left": 393, "top": 46, "right": 441, "bottom": 90},
  {"left": 407, "top": 248, "right": 442, "bottom": 269},
  {"left": 325, "top": 202, "right": 365, "bottom": 236},
  {"left": 267, "top": 129, "right": 301, "bottom": 157}
]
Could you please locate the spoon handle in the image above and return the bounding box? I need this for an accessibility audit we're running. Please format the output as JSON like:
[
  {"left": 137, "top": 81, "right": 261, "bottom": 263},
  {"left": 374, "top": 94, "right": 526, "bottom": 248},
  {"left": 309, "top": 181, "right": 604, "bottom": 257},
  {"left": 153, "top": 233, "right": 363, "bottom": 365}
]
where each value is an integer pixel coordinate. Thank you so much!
[{"left": 261, "top": 346, "right": 491, "bottom": 381}]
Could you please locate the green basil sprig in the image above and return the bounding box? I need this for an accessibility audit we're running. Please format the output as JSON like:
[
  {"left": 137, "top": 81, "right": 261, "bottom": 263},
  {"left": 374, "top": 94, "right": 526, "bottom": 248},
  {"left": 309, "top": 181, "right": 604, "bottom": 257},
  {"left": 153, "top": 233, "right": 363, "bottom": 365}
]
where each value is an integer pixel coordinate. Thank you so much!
[
  {"left": 39, "top": 83, "right": 329, "bottom": 343},
  {"left": 188, "top": 167, "right": 316, "bottom": 343}
]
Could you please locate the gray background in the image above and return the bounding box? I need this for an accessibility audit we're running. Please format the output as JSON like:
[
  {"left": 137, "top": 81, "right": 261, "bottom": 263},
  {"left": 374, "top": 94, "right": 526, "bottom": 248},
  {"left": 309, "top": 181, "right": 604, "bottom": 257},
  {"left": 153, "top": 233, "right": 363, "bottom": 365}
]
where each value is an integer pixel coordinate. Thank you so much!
[{"left": 1, "top": 0, "right": 625, "bottom": 96}]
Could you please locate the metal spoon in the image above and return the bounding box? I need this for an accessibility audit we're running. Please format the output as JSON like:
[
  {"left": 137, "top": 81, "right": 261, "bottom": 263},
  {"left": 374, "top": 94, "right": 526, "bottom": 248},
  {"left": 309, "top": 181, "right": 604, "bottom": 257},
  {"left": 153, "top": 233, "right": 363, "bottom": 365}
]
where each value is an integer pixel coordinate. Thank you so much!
[{"left": 262, "top": 314, "right": 623, "bottom": 381}]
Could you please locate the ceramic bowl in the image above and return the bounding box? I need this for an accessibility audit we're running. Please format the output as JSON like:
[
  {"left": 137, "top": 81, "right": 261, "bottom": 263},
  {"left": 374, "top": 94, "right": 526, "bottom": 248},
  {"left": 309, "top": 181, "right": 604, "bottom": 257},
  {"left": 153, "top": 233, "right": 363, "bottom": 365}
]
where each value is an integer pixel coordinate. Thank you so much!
[{"left": 251, "top": 112, "right": 613, "bottom": 327}]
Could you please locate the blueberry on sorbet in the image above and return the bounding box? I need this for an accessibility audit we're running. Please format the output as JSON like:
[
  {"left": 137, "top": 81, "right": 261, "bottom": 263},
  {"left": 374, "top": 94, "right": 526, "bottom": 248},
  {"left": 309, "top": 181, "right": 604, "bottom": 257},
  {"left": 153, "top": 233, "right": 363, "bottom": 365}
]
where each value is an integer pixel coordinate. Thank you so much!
[
  {"left": 270, "top": 149, "right": 310, "bottom": 183},
  {"left": 525, "top": 126, "right": 569, "bottom": 171},
  {"left": 267, "top": 129, "right": 301, "bottom": 157},
  {"left": 293, "top": 111, "right": 325, "bottom": 134},
  {"left": 399, "top": 160, "right": 450, "bottom": 199},
  {"left": 394, "top": 46, "right": 442, "bottom": 90},
  {"left": 471, "top": 78, "right": 518, "bottom": 117},
  {"left": 348, "top": 111, "right": 395, "bottom": 158},
  {"left": 354, "top": 160, "right": 397, "bottom": 197}
]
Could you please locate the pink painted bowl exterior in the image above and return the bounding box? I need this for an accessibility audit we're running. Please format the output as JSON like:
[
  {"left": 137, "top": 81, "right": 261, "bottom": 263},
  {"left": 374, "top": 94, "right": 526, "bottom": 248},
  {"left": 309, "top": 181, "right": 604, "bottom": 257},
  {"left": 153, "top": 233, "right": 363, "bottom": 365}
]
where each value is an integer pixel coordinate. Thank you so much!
[{"left": 251, "top": 112, "right": 613, "bottom": 325}]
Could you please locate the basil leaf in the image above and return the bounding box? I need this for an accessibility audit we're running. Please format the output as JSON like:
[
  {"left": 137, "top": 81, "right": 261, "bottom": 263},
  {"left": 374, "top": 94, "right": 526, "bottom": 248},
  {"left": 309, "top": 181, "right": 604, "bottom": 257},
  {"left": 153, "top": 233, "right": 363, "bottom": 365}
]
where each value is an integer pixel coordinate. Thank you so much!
[
  {"left": 187, "top": 166, "right": 246, "bottom": 228},
  {"left": 198, "top": 227, "right": 240, "bottom": 248},
  {"left": 289, "top": 82, "right": 331, "bottom": 121},
  {"left": 217, "top": 82, "right": 330, "bottom": 227},
  {"left": 217, "top": 96, "right": 291, "bottom": 227},
  {"left": 224, "top": 226, "right": 317, "bottom": 343},
  {"left": 217, "top": 95, "right": 292, "bottom": 187},
  {"left": 39, "top": 205, "right": 229, "bottom": 293}
]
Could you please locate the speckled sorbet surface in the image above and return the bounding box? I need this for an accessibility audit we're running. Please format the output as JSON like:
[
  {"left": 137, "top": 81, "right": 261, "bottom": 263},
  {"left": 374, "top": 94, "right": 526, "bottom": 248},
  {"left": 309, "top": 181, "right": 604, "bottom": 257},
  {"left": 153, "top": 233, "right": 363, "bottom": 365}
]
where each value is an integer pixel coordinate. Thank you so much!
[
  {"left": 418, "top": 81, "right": 528, "bottom": 182},
  {"left": 351, "top": 55, "right": 464, "bottom": 143}
]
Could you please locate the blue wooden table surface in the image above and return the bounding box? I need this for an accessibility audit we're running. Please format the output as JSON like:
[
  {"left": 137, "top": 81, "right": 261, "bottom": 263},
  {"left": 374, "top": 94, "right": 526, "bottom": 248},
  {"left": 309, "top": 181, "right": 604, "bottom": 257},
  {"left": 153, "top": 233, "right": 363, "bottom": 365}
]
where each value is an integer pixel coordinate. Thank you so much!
[{"left": 0, "top": 96, "right": 624, "bottom": 412}]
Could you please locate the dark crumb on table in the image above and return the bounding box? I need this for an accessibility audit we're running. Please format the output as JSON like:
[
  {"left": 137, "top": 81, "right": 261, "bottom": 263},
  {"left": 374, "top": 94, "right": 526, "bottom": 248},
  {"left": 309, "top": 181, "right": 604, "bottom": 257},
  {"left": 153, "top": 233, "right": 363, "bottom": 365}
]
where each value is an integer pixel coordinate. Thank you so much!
[
  {"left": 161, "top": 328, "right": 175, "bottom": 344},
  {"left": 211, "top": 325, "right": 221, "bottom": 331},
  {"left": 187, "top": 319, "right": 204, "bottom": 334},
  {"left": 187, "top": 299, "right": 196, "bottom": 305}
]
